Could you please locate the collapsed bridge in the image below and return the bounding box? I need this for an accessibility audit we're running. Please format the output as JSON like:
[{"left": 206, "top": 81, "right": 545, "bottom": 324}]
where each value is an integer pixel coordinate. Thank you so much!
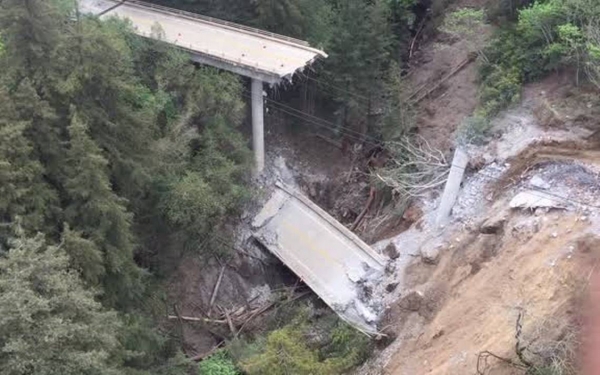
[
  {"left": 253, "top": 184, "right": 385, "bottom": 335},
  {"left": 79, "top": 0, "right": 383, "bottom": 334}
]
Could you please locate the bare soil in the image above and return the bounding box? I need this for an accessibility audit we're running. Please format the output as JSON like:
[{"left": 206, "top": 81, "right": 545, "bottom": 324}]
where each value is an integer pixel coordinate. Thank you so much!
[
  {"left": 383, "top": 211, "right": 598, "bottom": 375},
  {"left": 356, "top": 1, "right": 600, "bottom": 373}
]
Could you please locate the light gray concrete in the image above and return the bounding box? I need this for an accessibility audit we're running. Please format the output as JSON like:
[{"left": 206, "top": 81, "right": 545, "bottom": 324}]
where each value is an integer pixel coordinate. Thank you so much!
[
  {"left": 78, "top": 0, "right": 326, "bottom": 84},
  {"left": 253, "top": 183, "right": 385, "bottom": 335},
  {"left": 251, "top": 79, "right": 265, "bottom": 174},
  {"left": 436, "top": 147, "right": 469, "bottom": 226}
]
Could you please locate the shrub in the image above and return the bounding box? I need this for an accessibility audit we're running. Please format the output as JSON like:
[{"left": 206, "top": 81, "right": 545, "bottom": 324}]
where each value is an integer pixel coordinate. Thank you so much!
[
  {"left": 233, "top": 304, "right": 373, "bottom": 375},
  {"left": 240, "top": 327, "right": 334, "bottom": 375},
  {"left": 198, "top": 351, "right": 239, "bottom": 375},
  {"left": 456, "top": 113, "right": 493, "bottom": 145}
]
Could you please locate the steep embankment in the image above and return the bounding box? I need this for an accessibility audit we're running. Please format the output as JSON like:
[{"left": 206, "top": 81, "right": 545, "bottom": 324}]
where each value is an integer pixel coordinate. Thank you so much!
[{"left": 356, "top": 2, "right": 600, "bottom": 373}]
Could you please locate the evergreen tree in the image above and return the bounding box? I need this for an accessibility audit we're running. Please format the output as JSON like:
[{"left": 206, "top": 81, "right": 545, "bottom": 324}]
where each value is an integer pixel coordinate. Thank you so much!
[
  {"left": 0, "top": 233, "right": 124, "bottom": 375},
  {"left": 0, "top": 0, "right": 68, "bottom": 76},
  {"left": 0, "top": 86, "right": 57, "bottom": 237},
  {"left": 323, "top": 0, "right": 394, "bottom": 136},
  {"left": 63, "top": 112, "right": 143, "bottom": 308},
  {"left": 254, "top": 0, "right": 333, "bottom": 47}
]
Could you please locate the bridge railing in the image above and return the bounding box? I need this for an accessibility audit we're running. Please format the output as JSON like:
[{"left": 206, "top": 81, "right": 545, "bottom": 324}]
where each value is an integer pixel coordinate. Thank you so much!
[{"left": 120, "top": 0, "right": 312, "bottom": 48}]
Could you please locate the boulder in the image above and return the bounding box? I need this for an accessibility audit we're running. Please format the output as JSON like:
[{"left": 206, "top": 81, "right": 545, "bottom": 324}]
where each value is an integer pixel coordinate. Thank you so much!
[
  {"left": 386, "top": 282, "right": 399, "bottom": 292},
  {"left": 480, "top": 213, "right": 507, "bottom": 234},
  {"left": 529, "top": 175, "right": 551, "bottom": 190},
  {"left": 399, "top": 291, "right": 424, "bottom": 312},
  {"left": 420, "top": 244, "right": 442, "bottom": 264},
  {"left": 510, "top": 190, "right": 565, "bottom": 210},
  {"left": 384, "top": 242, "right": 400, "bottom": 260}
]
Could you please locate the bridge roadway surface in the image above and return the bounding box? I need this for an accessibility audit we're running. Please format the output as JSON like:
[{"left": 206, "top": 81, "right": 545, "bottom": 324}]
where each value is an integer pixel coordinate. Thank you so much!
[
  {"left": 253, "top": 184, "right": 385, "bottom": 335},
  {"left": 78, "top": 0, "right": 326, "bottom": 84}
]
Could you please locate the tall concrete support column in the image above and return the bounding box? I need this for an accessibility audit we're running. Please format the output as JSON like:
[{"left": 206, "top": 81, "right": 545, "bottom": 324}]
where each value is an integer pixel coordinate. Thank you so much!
[
  {"left": 251, "top": 79, "right": 265, "bottom": 174},
  {"left": 436, "top": 147, "right": 469, "bottom": 227}
]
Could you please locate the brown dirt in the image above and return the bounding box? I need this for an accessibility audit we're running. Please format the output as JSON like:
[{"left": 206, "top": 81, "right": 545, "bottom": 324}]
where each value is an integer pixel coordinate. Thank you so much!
[
  {"left": 372, "top": 2, "right": 600, "bottom": 373},
  {"left": 408, "top": 36, "right": 480, "bottom": 154},
  {"left": 383, "top": 211, "right": 599, "bottom": 375}
]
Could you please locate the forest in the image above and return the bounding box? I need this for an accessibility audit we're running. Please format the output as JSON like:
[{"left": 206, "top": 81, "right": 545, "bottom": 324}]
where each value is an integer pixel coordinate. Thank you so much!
[{"left": 0, "top": 0, "right": 599, "bottom": 374}]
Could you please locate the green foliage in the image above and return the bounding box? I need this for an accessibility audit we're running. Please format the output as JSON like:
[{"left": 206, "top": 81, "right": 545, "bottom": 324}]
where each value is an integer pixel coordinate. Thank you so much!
[
  {"left": 319, "top": 321, "right": 374, "bottom": 371},
  {"left": 518, "top": 0, "right": 564, "bottom": 45},
  {"left": 380, "top": 62, "right": 416, "bottom": 140},
  {"left": 0, "top": 86, "right": 57, "bottom": 237},
  {"left": 442, "top": 8, "right": 490, "bottom": 61},
  {"left": 64, "top": 112, "right": 143, "bottom": 308},
  {"left": 240, "top": 327, "right": 335, "bottom": 375},
  {"left": 321, "top": 0, "right": 395, "bottom": 136},
  {"left": 0, "top": 0, "right": 252, "bottom": 372},
  {"left": 233, "top": 300, "right": 372, "bottom": 375},
  {"left": 0, "top": 233, "right": 124, "bottom": 375},
  {"left": 456, "top": 113, "right": 493, "bottom": 145},
  {"left": 478, "top": 0, "right": 600, "bottom": 119},
  {"left": 198, "top": 351, "right": 239, "bottom": 375},
  {"left": 486, "top": 0, "right": 534, "bottom": 21},
  {"left": 480, "top": 64, "right": 522, "bottom": 116},
  {"left": 255, "top": 0, "right": 333, "bottom": 47}
]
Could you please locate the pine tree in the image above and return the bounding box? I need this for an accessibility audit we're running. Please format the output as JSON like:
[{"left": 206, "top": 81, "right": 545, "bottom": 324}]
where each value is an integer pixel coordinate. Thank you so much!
[
  {"left": 0, "top": 232, "right": 124, "bottom": 375},
  {"left": 0, "top": 87, "right": 57, "bottom": 237},
  {"left": 63, "top": 112, "right": 143, "bottom": 308},
  {"left": 323, "top": 0, "right": 394, "bottom": 136},
  {"left": 0, "top": 0, "right": 68, "bottom": 75}
]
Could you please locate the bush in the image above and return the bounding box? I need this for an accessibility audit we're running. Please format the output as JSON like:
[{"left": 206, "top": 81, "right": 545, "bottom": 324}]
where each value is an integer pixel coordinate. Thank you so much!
[
  {"left": 479, "top": 0, "right": 600, "bottom": 118},
  {"left": 198, "top": 351, "right": 239, "bottom": 375},
  {"left": 240, "top": 327, "right": 334, "bottom": 375},
  {"left": 232, "top": 302, "right": 373, "bottom": 375},
  {"left": 456, "top": 114, "right": 492, "bottom": 145}
]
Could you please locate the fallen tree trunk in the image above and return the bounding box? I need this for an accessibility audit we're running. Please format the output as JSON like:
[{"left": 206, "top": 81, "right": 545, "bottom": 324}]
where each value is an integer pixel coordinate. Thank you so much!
[{"left": 167, "top": 315, "right": 229, "bottom": 325}]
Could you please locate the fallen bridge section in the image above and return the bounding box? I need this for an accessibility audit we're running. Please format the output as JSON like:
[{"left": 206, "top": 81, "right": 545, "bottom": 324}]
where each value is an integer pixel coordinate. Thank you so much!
[{"left": 253, "top": 183, "right": 385, "bottom": 335}]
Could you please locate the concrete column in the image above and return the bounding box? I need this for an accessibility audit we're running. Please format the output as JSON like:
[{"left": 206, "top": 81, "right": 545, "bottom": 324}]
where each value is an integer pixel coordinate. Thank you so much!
[
  {"left": 251, "top": 79, "right": 265, "bottom": 174},
  {"left": 436, "top": 147, "right": 469, "bottom": 227}
]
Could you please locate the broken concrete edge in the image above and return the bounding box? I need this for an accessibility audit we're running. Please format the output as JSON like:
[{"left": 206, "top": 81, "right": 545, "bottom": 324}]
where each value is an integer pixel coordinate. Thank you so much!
[
  {"left": 252, "top": 189, "right": 287, "bottom": 228},
  {"left": 275, "top": 181, "right": 387, "bottom": 268},
  {"left": 253, "top": 232, "right": 381, "bottom": 337}
]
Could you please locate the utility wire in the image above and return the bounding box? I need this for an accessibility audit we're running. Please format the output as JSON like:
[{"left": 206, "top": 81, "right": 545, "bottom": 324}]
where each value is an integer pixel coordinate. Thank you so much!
[
  {"left": 241, "top": 92, "right": 600, "bottom": 211},
  {"left": 298, "top": 72, "right": 372, "bottom": 103},
  {"left": 241, "top": 90, "right": 384, "bottom": 147}
]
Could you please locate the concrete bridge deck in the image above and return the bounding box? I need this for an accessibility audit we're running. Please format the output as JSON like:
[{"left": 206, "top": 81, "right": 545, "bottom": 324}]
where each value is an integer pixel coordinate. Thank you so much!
[
  {"left": 78, "top": 0, "right": 327, "bottom": 84},
  {"left": 253, "top": 183, "right": 385, "bottom": 335}
]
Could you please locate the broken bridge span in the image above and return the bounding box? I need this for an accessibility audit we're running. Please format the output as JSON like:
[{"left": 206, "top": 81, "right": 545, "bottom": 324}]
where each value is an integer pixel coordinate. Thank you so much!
[{"left": 253, "top": 183, "right": 385, "bottom": 335}]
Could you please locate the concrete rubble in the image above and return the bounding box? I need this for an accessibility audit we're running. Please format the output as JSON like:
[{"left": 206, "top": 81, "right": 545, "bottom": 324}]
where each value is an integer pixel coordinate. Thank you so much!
[{"left": 509, "top": 190, "right": 566, "bottom": 210}]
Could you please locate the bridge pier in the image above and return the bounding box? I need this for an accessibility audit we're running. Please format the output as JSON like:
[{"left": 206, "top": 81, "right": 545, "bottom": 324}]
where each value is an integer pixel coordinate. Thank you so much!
[{"left": 251, "top": 79, "right": 265, "bottom": 174}]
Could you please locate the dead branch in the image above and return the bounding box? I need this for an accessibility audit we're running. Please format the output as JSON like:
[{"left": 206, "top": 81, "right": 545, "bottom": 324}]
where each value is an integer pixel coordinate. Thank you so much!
[
  {"left": 235, "top": 291, "right": 311, "bottom": 338},
  {"left": 515, "top": 311, "right": 534, "bottom": 368},
  {"left": 190, "top": 341, "right": 225, "bottom": 362},
  {"left": 351, "top": 186, "right": 376, "bottom": 231},
  {"left": 476, "top": 351, "right": 528, "bottom": 375},
  {"left": 409, "top": 14, "right": 429, "bottom": 59},
  {"left": 411, "top": 55, "right": 476, "bottom": 104},
  {"left": 314, "top": 133, "right": 343, "bottom": 149},
  {"left": 208, "top": 264, "right": 226, "bottom": 316},
  {"left": 167, "top": 315, "right": 229, "bottom": 324},
  {"left": 224, "top": 309, "right": 236, "bottom": 335},
  {"left": 376, "top": 136, "right": 449, "bottom": 198},
  {"left": 475, "top": 312, "right": 538, "bottom": 374}
]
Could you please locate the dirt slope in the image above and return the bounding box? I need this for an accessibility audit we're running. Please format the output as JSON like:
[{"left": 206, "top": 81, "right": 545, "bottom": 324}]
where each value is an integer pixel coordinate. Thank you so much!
[
  {"left": 384, "top": 211, "right": 599, "bottom": 374},
  {"left": 355, "top": 1, "right": 600, "bottom": 373}
]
